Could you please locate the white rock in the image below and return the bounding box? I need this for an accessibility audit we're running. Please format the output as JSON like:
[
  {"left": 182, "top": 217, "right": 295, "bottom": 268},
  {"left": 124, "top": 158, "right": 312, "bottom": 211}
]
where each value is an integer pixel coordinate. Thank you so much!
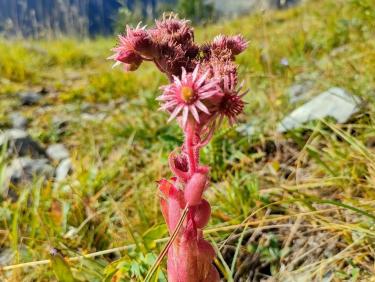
[
  {"left": 46, "top": 144, "right": 69, "bottom": 161},
  {"left": 0, "top": 129, "right": 45, "bottom": 157},
  {"left": 6, "top": 157, "right": 54, "bottom": 185},
  {"left": 0, "top": 129, "right": 28, "bottom": 145},
  {"left": 55, "top": 158, "right": 72, "bottom": 181},
  {"left": 9, "top": 112, "right": 28, "bottom": 129},
  {"left": 278, "top": 87, "right": 361, "bottom": 132}
]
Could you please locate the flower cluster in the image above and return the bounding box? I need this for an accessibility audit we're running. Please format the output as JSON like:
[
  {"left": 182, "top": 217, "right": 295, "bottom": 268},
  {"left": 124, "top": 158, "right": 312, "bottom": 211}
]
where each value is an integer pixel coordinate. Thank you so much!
[{"left": 111, "top": 14, "right": 247, "bottom": 282}]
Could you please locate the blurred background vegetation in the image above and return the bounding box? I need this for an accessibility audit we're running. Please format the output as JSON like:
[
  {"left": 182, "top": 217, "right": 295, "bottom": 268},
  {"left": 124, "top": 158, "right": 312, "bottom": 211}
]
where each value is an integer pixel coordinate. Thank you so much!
[
  {"left": 0, "top": 0, "right": 374, "bottom": 281},
  {"left": 0, "top": 0, "right": 299, "bottom": 37}
]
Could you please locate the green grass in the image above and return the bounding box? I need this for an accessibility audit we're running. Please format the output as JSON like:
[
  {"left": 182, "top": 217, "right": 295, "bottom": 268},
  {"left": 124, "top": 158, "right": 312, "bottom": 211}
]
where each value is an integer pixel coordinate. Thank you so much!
[{"left": 0, "top": 0, "right": 374, "bottom": 281}]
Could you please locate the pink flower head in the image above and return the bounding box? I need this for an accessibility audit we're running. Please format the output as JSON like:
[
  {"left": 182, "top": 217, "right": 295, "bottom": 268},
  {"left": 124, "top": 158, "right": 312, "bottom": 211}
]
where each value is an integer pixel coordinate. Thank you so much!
[
  {"left": 218, "top": 74, "right": 247, "bottom": 125},
  {"left": 108, "top": 23, "right": 154, "bottom": 71},
  {"left": 212, "top": 34, "right": 248, "bottom": 56},
  {"left": 154, "top": 14, "right": 194, "bottom": 44},
  {"left": 157, "top": 65, "right": 222, "bottom": 127},
  {"left": 207, "top": 56, "right": 238, "bottom": 84},
  {"left": 156, "top": 41, "right": 198, "bottom": 77},
  {"left": 111, "top": 16, "right": 248, "bottom": 282}
]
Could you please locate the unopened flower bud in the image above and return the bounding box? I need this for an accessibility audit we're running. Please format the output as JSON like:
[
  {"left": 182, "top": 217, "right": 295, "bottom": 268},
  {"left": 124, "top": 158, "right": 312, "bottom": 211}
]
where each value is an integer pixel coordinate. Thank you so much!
[
  {"left": 193, "top": 199, "right": 211, "bottom": 228},
  {"left": 197, "top": 239, "right": 216, "bottom": 261},
  {"left": 184, "top": 172, "right": 207, "bottom": 206},
  {"left": 169, "top": 152, "right": 189, "bottom": 181}
]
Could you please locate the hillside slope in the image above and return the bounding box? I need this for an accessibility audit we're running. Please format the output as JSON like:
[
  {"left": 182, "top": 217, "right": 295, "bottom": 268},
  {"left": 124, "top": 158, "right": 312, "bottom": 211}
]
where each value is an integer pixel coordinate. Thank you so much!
[{"left": 0, "top": 0, "right": 374, "bottom": 281}]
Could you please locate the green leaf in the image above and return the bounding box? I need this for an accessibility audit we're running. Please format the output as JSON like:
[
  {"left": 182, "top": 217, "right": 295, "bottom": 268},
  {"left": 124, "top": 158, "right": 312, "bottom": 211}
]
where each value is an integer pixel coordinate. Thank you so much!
[
  {"left": 50, "top": 250, "right": 75, "bottom": 282},
  {"left": 130, "top": 262, "right": 139, "bottom": 276},
  {"left": 142, "top": 224, "right": 167, "bottom": 249}
]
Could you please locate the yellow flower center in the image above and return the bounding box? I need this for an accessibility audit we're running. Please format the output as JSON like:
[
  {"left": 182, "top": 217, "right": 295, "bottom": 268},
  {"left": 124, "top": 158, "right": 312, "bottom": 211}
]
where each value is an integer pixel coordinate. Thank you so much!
[{"left": 181, "top": 86, "right": 194, "bottom": 103}]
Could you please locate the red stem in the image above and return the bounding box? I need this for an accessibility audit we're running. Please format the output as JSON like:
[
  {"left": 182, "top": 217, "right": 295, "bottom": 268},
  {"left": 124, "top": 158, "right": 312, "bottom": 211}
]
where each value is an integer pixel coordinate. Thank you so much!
[{"left": 185, "top": 119, "right": 197, "bottom": 175}]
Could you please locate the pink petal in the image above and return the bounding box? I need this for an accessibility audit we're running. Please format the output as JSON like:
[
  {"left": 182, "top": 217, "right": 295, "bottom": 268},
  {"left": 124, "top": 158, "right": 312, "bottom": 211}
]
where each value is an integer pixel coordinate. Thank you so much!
[
  {"left": 163, "top": 89, "right": 177, "bottom": 95},
  {"left": 195, "top": 101, "right": 210, "bottom": 114},
  {"left": 190, "top": 105, "right": 200, "bottom": 123},
  {"left": 118, "top": 35, "right": 127, "bottom": 45},
  {"left": 173, "top": 75, "right": 182, "bottom": 87},
  {"left": 107, "top": 53, "right": 117, "bottom": 60},
  {"left": 181, "top": 67, "right": 187, "bottom": 81},
  {"left": 224, "top": 75, "right": 229, "bottom": 91},
  {"left": 168, "top": 104, "right": 183, "bottom": 122},
  {"left": 111, "top": 61, "right": 122, "bottom": 68},
  {"left": 200, "top": 91, "right": 219, "bottom": 99},
  {"left": 230, "top": 73, "right": 236, "bottom": 89},
  {"left": 196, "top": 71, "right": 209, "bottom": 87},
  {"left": 161, "top": 100, "right": 178, "bottom": 110},
  {"left": 240, "top": 88, "right": 249, "bottom": 98},
  {"left": 157, "top": 94, "right": 175, "bottom": 101},
  {"left": 182, "top": 106, "right": 189, "bottom": 127},
  {"left": 238, "top": 80, "right": 244, "bottom": 89},
  {"left": 156, "top": 95, "right": 166, "bottom": 101},
  {"left": 192, "top": 65, "right": 199, "bottom": 82},
  {"left": 199, "top": 84, "right": 216, "bottom": 92}
]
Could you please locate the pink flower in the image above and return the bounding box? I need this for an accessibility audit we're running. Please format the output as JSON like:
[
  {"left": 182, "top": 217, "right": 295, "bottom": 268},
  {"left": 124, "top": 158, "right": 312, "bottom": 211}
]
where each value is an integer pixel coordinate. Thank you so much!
[
  {"left": 108, "top": 23, "right": 154, "bottom": 71},
  {"left": 111, "top": 16, "right": 247, "bottom": 282},
  {"left": 218, "top": 74, "right": 247, "bottom": 125},
  {"left": 149, "top": 14, "right": 198, "bottom": 77},
  {"left": 157, "top": 65, "right": 222, "bottom": 127},
  {"left": 154, "top": 14, "right": 194, "bottom": 44},
  {"left": 212, "top": 34, "right": 248, "bottom": 56},
  {"left": 155, "top": 40, "right": 198, "bottom": 77}
]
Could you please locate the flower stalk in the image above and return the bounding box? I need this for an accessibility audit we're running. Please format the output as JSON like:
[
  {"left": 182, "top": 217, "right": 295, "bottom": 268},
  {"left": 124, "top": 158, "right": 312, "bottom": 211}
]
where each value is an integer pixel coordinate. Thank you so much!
[{"left": 111, "top": 14, "right": 247, "bottom": 282}]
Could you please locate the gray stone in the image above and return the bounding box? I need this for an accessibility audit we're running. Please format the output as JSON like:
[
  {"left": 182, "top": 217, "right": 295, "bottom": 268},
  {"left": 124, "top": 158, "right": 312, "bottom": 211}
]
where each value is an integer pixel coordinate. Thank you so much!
[
  {"left": 278, "top": 87, "right": 361, "bottom": 132},
  {"left": 236, "top": 123, "right": 255, "bottom": 137},
  {"left": 80, "top": 102, "right": 92, "bottom": 112},
  {"left": 51, "top": 116, "right": 70, "bottom": 137},
  {"left": 81, "top": 113, "right": 106, "bottom": 122},
  {"left": 0, "top": 129, "right": 45, "bottom": 158},
  {"left": 9, "top": 112, "right": 28, "bottom": 129},
  {"left": 287, "top": 81, "right": 314, "bottom": 103},
  {"left": 55, "top": 158, "right": 72, "bottom": 181},
  {"left": 20, "top": 91, "right": 42, "bottom": 106},
  {"left": 52, "top": 116, "right": 69, "bottom": 129},
  {"left": 6, "top": 157, "right": 54, "bottom": 185},
  {"left": 0, "top": 248, "right": 14, "bottom": 266},
  {"left": 46, "top": 144, "right": 69, "bottom": 162},
  {"left": 0, "top": 129, "right": 28, "bottom": 144}
]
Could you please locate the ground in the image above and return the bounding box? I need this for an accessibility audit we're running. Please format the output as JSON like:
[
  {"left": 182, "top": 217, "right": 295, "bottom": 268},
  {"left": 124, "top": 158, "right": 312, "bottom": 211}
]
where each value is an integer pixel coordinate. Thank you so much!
[{"left": 0, "top": 0, "right": 374, "bottom": 281}]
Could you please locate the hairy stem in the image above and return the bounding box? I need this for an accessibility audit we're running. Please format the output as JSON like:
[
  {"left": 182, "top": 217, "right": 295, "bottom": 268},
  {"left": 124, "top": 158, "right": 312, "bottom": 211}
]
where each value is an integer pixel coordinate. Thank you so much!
[{"left": 185, "top": 119, "right": 197, "bottom": 175}]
